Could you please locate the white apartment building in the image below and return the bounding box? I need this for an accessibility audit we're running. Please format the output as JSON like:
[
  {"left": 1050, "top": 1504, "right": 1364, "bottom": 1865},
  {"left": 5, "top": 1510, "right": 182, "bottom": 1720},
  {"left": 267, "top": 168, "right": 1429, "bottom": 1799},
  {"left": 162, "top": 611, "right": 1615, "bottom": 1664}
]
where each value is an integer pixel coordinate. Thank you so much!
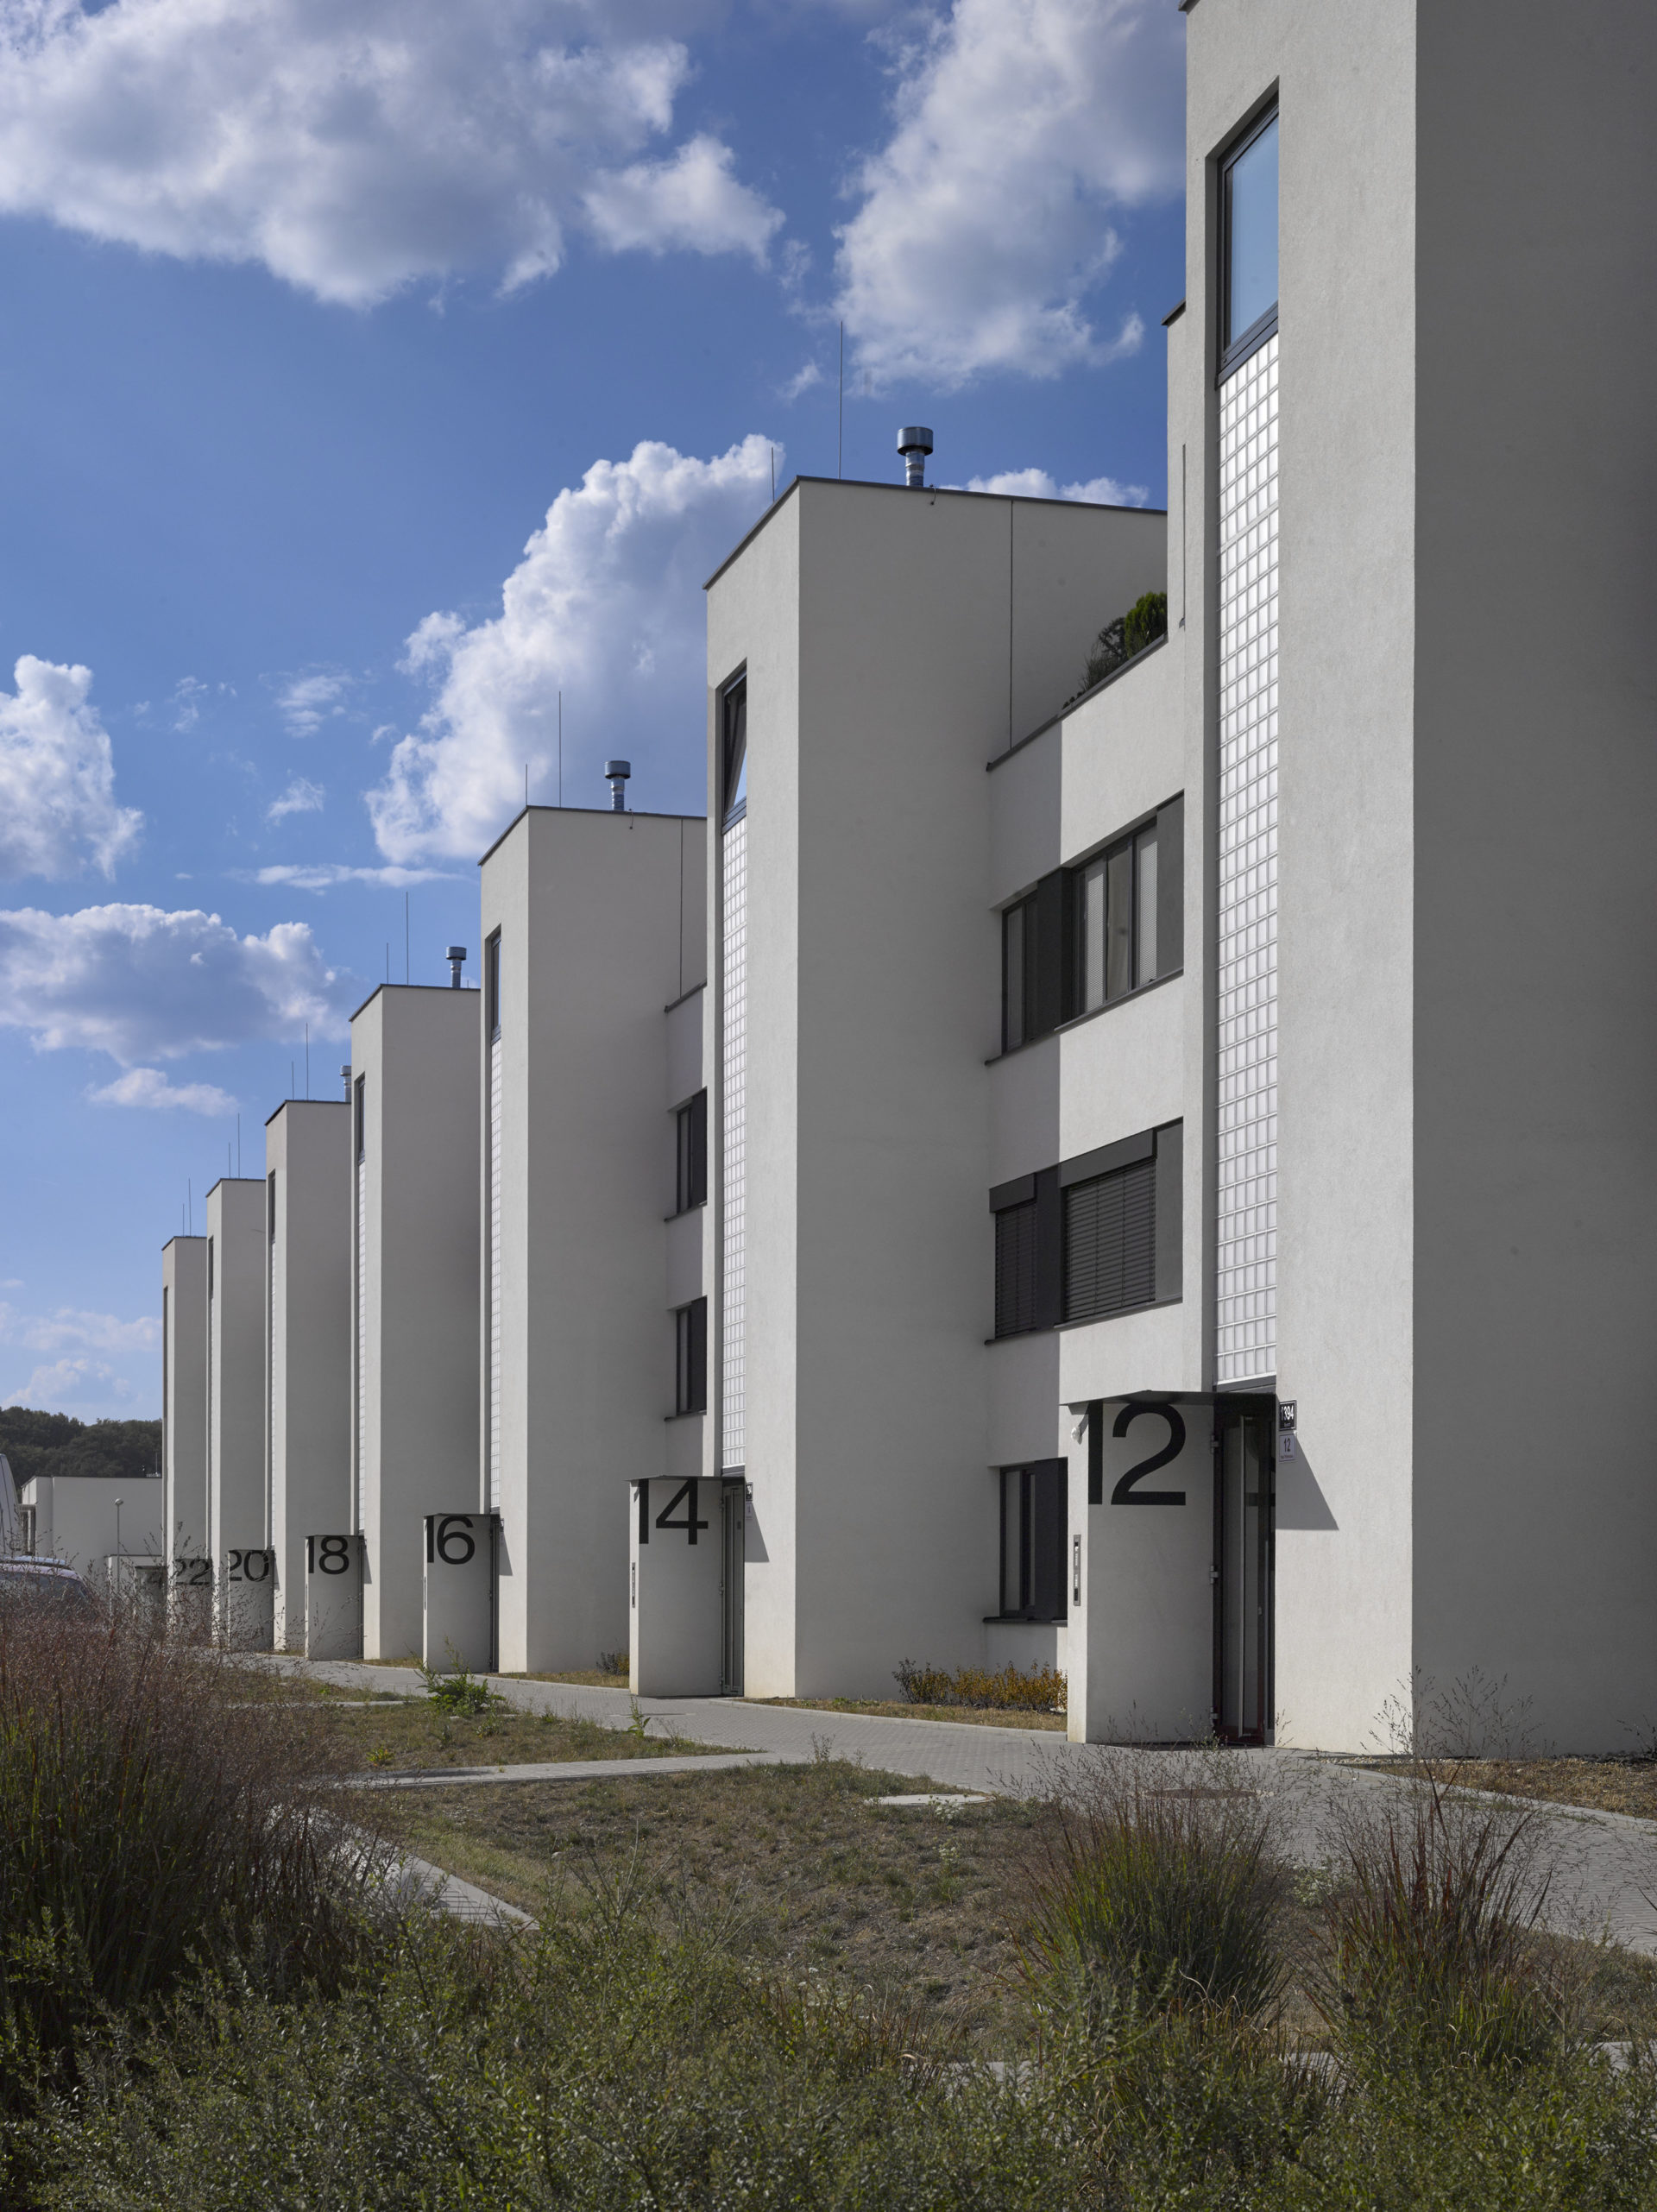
[
  {"left": 665, "top": 0, "right": 1657, "bottom": 1751},
  {"left": 479, "top": 804, "right": 707, "bottom": 1676},
  {"left": 264, "top": 1099, "right": 351, "bottom": 1651},
  {"left": 204, "top": 1176, "right": 268, "bottom": 1640},
  {"left": 161, "top": 1234, "right": 207, "bottom": 1560},
  {"left": 349, "top": 979, "right": 480, "bottom": 1661}
]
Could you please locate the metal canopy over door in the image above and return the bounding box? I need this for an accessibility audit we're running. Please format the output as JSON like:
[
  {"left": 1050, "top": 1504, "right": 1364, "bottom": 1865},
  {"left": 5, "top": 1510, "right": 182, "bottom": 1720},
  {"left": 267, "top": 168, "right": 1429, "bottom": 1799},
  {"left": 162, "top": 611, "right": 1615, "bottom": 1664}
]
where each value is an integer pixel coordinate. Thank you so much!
[
  {"left": 720, "top": 1478, "right": 745, "bottom": 1695},
  {"left": 1213, "top": 1398, "right": 1275, "bottom": 1743}
]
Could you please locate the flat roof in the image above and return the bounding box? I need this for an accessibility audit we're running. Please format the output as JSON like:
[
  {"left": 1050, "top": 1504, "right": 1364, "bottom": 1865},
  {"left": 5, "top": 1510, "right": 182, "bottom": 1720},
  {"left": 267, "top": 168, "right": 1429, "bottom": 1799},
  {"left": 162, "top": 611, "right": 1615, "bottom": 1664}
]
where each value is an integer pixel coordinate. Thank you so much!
[
  {"left": 347, "top": 979, "right": 480, "bottom": 1026},
  {"left": 476, "top": 800, "right": 706, "bottom": 870},
  {"left": 263, "top": 1096, "right": 348, "bottom": 1131},
  {"left": 702, "top": 472, "right": 1168, "bottom": 592}
]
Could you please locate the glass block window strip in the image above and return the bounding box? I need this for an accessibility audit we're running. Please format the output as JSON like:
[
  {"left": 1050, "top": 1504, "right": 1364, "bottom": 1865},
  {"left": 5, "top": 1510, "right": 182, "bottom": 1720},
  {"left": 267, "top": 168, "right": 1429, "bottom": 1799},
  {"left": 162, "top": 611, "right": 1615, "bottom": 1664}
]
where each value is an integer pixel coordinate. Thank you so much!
[
  {"left": 721, "top": 815, "right": 747, "bottom": 1468},
  {"left": 1215, "top": 333, "right": 1279, "bottom": 1385},
  {"left": 487, "top": 1032, "right": 502, "bottom": 1509}
]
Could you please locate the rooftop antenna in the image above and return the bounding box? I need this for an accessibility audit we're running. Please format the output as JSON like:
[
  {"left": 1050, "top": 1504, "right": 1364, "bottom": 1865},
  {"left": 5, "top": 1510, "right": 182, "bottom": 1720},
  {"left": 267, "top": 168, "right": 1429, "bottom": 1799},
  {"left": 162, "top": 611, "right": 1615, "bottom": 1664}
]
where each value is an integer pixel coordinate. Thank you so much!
[
  {"left": 770, "top": 445, "right": 776, "bottom": 501},
  {"left": 236, "top": 1112, "right": 241, "bottom": 1176},
  {"left": 898, "top": 425, "right": 933, "bottom": 489},
  {"left": 524, "top": 762, "right": 528, "bottom": 810},
  {"left": 339, "top": 1062, "right": 351, "bottom": 1101},
  {"left": 304, "top": 1021, "right": 310, "bottom": 1099},
  {"left": 604, "top": 759, "right": 631, "bottom": 813},
  {"left": 558, "top": 690, "right": 563, "bottom": 807},
  {"left": 837, "top": 322, "right": 844, "bottom": 479},
  {"left": 446, "top": 944, "right": 466, "bottom": 989},
  {"left": 405, "top": 892, "right": 410, "bottom": 985}
]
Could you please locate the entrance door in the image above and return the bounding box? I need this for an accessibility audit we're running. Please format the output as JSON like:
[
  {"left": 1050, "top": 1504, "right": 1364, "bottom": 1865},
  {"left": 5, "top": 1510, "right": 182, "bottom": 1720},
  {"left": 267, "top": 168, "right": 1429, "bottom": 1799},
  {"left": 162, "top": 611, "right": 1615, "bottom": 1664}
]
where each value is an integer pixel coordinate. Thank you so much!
[
  {"left": 1214, "top": 1400, "right": 1274, "bottom": 1743},
  {"left": 720, "top": 1480, "right": 745, "bottom": 1695}
]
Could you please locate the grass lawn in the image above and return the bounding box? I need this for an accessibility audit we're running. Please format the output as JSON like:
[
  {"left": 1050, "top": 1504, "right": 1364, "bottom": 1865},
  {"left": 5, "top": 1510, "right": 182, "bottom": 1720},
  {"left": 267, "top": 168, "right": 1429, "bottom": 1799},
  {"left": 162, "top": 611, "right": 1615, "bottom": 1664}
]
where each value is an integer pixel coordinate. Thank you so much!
[
  {"left": 363, "top": 1757, "right": 1657, "bottom": 2051},
  {"left": 251, "top": 1687, "right": 728, "bottom": 1772},
  {"left": 751, "top": 1696, "right": 1067, "bottom": 1730},
  {"left": 1356, "top": 1755, "right": 1657, "bottom": 1822}
]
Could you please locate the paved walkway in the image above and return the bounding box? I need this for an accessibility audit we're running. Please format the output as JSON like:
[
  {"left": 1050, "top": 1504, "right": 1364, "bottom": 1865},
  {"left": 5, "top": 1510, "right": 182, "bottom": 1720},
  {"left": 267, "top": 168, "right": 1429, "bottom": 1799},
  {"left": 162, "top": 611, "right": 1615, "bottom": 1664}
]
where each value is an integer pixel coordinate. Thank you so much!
[{"left": 255, "top": 1656, "right": 1657, "bottom": 1957}]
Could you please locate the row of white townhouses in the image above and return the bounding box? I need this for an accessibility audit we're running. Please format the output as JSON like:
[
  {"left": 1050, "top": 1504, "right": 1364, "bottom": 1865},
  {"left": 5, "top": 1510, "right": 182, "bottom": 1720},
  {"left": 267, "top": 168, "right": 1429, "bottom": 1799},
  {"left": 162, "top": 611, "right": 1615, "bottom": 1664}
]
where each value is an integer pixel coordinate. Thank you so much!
[{"left": 87, "top": 0, "right": 1657, "bottom": 1749}]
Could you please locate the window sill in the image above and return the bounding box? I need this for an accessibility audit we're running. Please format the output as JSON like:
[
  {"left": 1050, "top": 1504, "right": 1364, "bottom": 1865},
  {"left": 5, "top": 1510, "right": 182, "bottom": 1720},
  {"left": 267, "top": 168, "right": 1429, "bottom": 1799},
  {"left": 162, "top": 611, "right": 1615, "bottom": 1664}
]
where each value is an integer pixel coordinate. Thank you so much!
[
  {"left": 663, "top": 1199, "right": 709, "bottom": 1222},
  {"left": 988, "top": 1295, "right": 1181, "bottom": 1345},
  {"left": 985, "top": 967, "right": 1183, "bottom": 1064},
  {"left": 663, "top": 1408, "right": 706, "bottom": 1423},
  {"left": 983, "top": 1612, "right": 1068, "bottom": 1627}
]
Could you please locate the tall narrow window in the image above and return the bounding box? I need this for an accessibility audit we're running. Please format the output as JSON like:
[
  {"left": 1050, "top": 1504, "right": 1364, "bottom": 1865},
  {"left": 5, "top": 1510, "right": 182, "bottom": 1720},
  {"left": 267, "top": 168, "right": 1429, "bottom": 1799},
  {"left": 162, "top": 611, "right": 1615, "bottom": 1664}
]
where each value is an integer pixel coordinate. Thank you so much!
[
  {"left": 994, "top": 1198, "right": 1039, "bottom": 1337},
  {"left": 353, "top": 1073, "right": 366, "bottom": 1161},
  {"left": 999, "top": 1462, "right": 1067, "bottom": 1619},
  {"left": 721, "top": 673, "right": 747, "bottom": 826},
  {"left": 1001, "top": 898, "right": 1032, "bottom": 1050},
  {"left": 1221, "top": 108, "right": 1278, "bottom": 368},
  {"left": 267, "top": 1170, "right": 276, "bottom": 1242},
  {"left": 675, "top": 1090, "right": 708, "bottom": 1213},
  {"left": 484, "top": 930, "right": 502, "bottom": 1041},
  {"left": 675, "top": 1297, "right": 708, "bottom": 1415}
]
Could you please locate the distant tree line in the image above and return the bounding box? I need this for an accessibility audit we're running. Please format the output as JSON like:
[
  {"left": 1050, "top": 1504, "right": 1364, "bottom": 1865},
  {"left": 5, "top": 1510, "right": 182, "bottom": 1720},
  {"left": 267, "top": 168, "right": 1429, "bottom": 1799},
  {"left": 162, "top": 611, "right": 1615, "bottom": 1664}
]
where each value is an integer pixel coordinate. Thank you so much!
[{"left": 0, "top": 1408, "right": 162, "bottom": 1484}]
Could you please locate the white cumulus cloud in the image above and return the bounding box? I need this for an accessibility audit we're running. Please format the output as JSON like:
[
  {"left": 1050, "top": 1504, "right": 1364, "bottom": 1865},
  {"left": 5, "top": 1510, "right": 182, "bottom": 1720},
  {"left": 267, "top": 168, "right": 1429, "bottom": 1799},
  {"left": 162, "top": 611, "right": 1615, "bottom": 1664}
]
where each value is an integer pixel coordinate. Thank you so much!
[
  {"left": 0, "top": 656, "right": 142, "bottom": 880},
  {"left": 0, "top": 1301, "right": 161, "bottom": 1355},
  {"left": 0, "top": 902, "right": 355, "bottom": 1063},
  {"left": 86, "top": 1066, "right": 237, "bottom": 1115},
  {"left": 3, "top": 1356, "right": 132, "bottom": 1410},
  {"left": 370, "top": 434, "right": 775, "bottom": 863},
  {"left": 253, "top": 861, "right": 456, "bottom": 891},
  {"left": 0, "top": 0, "right": 783, "bottom": 305},
  {"left": 267, "top": 777, "right": 325, "bottom": 822},
  {"left": 835, "top": 0, "right": 1181, "bottom": 387},
  {"left": 276, "top": 673, "right": 352, "bottom": 736},
  {"left": 583, "top": 134, "right": 783, "bottom": 262},
  {"left": 963, "top": 466, "right": 1149, "bottom": 505}
]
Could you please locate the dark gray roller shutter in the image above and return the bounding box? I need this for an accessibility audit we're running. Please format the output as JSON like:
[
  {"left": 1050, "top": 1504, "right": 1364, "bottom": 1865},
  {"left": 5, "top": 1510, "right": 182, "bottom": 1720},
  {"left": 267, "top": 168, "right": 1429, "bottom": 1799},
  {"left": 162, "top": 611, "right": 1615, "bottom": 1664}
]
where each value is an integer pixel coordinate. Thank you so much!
[
  {"left": 994, "top": 1200, "right": 1039, "bottom": 1336},
  {"left": 1029, "top": 1460, "right": 1068, "bottom": 1618},
  {"left": 1063, "top": 1156, "right": 1156, "bottom": 1321}
]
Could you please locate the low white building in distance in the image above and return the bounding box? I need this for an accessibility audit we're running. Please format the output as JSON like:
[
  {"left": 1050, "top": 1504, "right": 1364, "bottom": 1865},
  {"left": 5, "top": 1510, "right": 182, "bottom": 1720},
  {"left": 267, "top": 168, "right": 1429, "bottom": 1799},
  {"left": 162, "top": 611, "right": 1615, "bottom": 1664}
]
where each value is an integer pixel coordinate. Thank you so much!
[
  {"left": 350, "top": 974, "right": 480, "bottom": 1662},
  {"left": 20, "top": 1472, "right": 166, "bottom": 1579},
  {"left": 480, "top": 802, "right": 707, "bottom": 1676},
  {"left": 161, "top": 1234, "right": 207, "bottom": 1560},
  {"left": 264, "top": 1099, "right": 350, "bottom": 1651}
]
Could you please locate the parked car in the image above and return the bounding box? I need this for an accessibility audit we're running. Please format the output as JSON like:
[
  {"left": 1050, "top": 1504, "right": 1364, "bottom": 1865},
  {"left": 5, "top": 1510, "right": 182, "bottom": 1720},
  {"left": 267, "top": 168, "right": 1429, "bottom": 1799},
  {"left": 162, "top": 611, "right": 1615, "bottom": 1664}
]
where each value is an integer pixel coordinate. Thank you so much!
[{"left": 0, "top": 1558, "right": 98, "bottom": 1617}]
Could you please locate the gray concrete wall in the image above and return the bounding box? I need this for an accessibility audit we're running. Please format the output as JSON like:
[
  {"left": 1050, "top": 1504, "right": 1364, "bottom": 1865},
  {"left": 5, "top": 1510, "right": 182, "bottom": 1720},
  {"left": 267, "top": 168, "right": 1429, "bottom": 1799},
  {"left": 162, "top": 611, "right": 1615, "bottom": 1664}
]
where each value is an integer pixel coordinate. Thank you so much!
[
  {"left": 350, "top": 984, "right": 481, "bottom": 1662},
  {"left": 205, "top": 1179, "right": 267, "bottom": 1572},
  {"left": 24, "top": 1473, "right": 166, "bottom": 1573},
  {"left": 482, "top": 807, "right": 707, "bottom": 1674},
  {"left": 1408, "top": 2, "right": 1657, "bottom": 1748},
  {"left": 161, "top": 1235, "right": 207, "bottom": 1558},
  {"left": 708, "top": 479, "right": 1165, "bottom": 1698},
  {"left": 265, "top": 1100, "right": 350, "bottom": 1650}
]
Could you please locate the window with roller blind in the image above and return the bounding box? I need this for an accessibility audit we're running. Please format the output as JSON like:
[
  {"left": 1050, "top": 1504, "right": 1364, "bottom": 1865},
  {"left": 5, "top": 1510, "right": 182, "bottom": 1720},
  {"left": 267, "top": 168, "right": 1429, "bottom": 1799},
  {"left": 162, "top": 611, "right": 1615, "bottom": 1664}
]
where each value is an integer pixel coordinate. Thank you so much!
[{"left": 991, "top": 1123, "right": 1183, "bottom": 1338}]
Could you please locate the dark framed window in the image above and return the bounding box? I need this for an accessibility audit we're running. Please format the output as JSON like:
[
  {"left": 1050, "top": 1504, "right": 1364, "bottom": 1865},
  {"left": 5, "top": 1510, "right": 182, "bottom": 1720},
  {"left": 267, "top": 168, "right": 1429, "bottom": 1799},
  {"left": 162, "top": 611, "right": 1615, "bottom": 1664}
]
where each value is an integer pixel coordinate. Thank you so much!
[
  {"left": 1071, "top": 797, "right": 1182, "bottom": 1016},
  {"left": 999, "top": 799, "right": 1182, "bottom": 1052},
  {"left": 674, "top": 1297, "right": 708, "bottom": 1415},
  {"left": 1220, "top": 106, "right": 1278, "bottom": 374},
  {"left": 267, "top": 1170, "right": 277, "bottom": 1244},
  {"left": 354, "top": 1073, "right": 366, "bottom": 1162},
  {"left": 992, "top": 1125, "right": 1182, "bottom": 1339},
  {"left": 206, "top": 1237, "right": 214, "bottom": 1301},
  {"left": 999, "top": 1462, "right": 1067, "bottom": 1619},
  {"left": 675, "top": 1090, "right": 708, "bottom": 1213},
  {"left": 721, "top": 672, "right": 747, "bottom": 827},
  {"left": 484, "top": 930, "right": 502, "bottom": 1041}
]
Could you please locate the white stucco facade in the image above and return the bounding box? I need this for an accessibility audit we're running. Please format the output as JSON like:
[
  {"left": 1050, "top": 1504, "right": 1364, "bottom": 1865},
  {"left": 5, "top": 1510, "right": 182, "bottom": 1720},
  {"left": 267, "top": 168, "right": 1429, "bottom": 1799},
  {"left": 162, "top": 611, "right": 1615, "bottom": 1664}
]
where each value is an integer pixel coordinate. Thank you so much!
[
  {"left": 264, "top": 1100, "right": 351, "bottom": 1651},
  {"left": 480, "top": 805, "right": 707, "bottom": 1675},
  {"left": 349, "top": 982, "right": 481, "bottom": 1662},
  {"left": 205, "top": 1179, "right": 267, "bottom": 1594},
  {"left": 161, "top": 1235, "right": 207, "bottom": 1560}
]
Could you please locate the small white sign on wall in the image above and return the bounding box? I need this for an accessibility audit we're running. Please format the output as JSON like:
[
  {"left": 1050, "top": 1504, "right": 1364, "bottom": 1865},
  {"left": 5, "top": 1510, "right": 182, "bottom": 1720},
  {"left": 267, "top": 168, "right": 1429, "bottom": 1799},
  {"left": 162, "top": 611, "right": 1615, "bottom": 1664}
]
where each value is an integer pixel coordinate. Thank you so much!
[
  {"left": 423, "top": 1512, "right": 495, "bottom": 1673},
  {"left": 1068, "top": 1400, "right": 1214, "bottom": 1743}
]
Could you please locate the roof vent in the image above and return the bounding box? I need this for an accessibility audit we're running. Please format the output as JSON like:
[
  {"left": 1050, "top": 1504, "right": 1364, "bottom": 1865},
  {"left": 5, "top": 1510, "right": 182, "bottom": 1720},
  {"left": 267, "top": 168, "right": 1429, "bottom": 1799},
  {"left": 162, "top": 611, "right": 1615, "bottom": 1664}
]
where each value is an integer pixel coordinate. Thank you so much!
[
  {"left": 604, "top": 759, "right": 631, "bottom": 812},
  {"left": 897, "top": 425, "right": 934, "bottom": 489},
  {"left": 445, "top": 945, "right": 466, "bottom": 988},
  {"left": 339, "top": 1063, "right": 351, "bottom": 1100}
]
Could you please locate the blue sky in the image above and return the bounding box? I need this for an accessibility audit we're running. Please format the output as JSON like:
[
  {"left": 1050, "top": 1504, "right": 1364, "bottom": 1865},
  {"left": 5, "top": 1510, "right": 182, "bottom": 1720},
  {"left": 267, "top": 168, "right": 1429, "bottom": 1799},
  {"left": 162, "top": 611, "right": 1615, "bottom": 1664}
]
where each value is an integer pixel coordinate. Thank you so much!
[{"left": 0, "top": 0, "right": 1186, "bottom": 1417}]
